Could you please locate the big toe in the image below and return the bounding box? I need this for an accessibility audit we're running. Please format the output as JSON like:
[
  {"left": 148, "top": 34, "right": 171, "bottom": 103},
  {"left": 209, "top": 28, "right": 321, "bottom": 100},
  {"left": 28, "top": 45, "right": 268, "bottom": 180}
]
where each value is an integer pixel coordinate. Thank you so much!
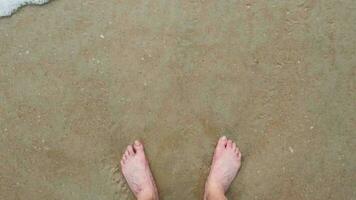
[
  {"left": 133, "top": 140, "right": 144, "bottom": 154},
  {"left": 217, "top": 136, "right": 228, "bottom": 148},
  {"left": 215, "top": 136, "right": 228, "bottom": 155}
]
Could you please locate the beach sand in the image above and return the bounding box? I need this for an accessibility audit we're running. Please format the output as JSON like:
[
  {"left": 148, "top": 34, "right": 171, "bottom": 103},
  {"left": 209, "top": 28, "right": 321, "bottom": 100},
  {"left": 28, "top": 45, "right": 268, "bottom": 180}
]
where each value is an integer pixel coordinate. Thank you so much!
[{"left": 0, "top": 0, "right": 355, "bottom": 199}]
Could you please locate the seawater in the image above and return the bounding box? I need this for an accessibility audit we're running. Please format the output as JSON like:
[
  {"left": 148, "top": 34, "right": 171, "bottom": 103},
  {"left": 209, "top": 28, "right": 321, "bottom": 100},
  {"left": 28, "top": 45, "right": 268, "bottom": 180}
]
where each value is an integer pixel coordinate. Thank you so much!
[{"left": 0, "top": 0, "right": 49, "bottom": 17}]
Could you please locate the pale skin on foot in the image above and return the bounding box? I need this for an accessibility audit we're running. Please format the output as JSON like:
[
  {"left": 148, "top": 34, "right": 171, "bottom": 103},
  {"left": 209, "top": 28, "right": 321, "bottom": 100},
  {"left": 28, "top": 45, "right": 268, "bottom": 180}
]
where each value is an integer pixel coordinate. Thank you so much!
[{"left": 120, "top": 136, "right": 242, "bottom": 200}]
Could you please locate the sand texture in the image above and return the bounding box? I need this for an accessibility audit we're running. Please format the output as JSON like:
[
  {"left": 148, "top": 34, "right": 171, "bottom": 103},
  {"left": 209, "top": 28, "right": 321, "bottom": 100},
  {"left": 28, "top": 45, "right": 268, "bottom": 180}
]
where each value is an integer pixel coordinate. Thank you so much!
[{"left": 0, "top": 0, "right": 355, "bottom": 199}]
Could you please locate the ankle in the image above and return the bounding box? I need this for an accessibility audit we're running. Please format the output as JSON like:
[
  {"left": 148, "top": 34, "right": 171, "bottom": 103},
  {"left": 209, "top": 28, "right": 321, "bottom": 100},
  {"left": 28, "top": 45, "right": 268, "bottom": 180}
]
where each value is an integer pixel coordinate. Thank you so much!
[
  {"left": 137, "top": 190, "right": 157, "bottom": 200},
  {"left": 204, "top": 181, "right": 226, "bottom": 200}
]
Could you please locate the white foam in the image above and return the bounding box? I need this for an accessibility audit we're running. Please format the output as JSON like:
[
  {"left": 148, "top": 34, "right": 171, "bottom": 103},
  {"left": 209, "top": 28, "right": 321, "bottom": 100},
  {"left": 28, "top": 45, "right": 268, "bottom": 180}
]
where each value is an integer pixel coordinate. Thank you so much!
[{"left": 0, "top": 0, "right": 49, "bottom": 17}]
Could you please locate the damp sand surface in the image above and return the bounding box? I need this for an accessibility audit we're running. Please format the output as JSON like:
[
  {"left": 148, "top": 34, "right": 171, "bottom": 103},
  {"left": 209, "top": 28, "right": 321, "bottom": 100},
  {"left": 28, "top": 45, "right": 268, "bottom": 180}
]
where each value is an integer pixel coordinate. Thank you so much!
[{"left": 0, "top": 1, "right": 355, "bottom": 199}]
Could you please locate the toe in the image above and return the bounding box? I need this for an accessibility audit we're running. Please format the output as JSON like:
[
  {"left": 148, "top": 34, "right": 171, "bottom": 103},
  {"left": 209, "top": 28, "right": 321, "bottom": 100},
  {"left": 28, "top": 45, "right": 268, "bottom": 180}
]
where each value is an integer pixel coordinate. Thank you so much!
[
  {"left": 234, "top": 149, "right": 240, "bottom": 156},
  {"left": 122, "top": 154, "right": 128, "bottom": 162},
  {"left": 236, "top": 147, "right": 242, "bottom": 158},
  {"left": 227, "top": 139, "right": 233, "bottom": 148},
  {"left": 217, "top": 136, "right": 228, "bottom": 148},
  {"left": 126, "top": 145, "right": 134, "bottom": 155},
  {"left": 124, "top": 150, "right": 130, "bottom": 158},
  {"left": 232, "top": 142, "right": 237, "bottom": 150},
  {"left": 133, "top": 140, "right": 144, "bottom": 153},
  {"left": 237, "top": 151, "right": 242, "bottom": 160},
  {"left": 234, "top": 146, "right": 240, "bottom": 155}
]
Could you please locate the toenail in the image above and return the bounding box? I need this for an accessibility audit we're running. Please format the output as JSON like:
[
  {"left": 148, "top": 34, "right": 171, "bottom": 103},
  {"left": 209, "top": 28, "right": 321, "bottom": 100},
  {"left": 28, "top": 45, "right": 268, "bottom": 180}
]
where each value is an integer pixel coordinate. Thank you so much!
[{"left": 134, "top": 140, "right": 141, "bottom": 145}]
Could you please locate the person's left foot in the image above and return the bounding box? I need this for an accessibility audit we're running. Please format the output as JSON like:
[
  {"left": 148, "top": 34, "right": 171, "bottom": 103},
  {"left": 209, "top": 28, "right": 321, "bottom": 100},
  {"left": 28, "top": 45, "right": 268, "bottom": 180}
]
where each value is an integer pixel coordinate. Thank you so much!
[{"left": 120, "top": 140, "right": 159, "bottom": 200}]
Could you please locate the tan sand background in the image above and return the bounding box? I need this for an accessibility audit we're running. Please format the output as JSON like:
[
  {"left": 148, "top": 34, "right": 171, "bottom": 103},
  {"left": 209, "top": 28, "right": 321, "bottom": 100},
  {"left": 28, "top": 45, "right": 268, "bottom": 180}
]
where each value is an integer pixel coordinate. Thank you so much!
[{"left": 0, "top": 0, "right": 355, "bottom": 199}]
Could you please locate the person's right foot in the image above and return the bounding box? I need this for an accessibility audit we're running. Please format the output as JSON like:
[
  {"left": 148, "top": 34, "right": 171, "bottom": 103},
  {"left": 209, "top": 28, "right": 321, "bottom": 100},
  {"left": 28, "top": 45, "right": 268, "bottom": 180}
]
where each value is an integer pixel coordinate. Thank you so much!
[{"left": 204, "top": 136, "right": 242, "bottom": 199}]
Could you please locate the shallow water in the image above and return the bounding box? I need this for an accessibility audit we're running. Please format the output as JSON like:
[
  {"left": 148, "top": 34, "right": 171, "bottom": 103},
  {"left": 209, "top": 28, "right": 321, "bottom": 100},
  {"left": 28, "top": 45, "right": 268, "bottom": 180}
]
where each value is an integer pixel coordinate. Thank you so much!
[
  {"left": 0, "top": 0, "right": 49, "bottom": 17},
  {"left": 0, "top": 0, "right": 355, "bottom": 199}
]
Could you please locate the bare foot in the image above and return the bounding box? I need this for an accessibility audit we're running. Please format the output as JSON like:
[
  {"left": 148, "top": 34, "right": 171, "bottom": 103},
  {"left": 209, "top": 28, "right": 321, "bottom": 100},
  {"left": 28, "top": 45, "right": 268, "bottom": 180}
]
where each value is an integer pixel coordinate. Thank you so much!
[
  {"left": 120, "top": 140, "right": 159, "bottom": 200},
  {"left": 204, "top": 136, "right": 242, "bottom": 200}
]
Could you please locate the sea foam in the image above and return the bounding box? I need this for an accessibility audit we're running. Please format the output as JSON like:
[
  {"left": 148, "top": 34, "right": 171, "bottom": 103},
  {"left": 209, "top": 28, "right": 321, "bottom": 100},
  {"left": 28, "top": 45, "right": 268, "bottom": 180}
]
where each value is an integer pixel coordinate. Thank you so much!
[{"left": 0, "top": 0, "right": 49, "bottom": 17}]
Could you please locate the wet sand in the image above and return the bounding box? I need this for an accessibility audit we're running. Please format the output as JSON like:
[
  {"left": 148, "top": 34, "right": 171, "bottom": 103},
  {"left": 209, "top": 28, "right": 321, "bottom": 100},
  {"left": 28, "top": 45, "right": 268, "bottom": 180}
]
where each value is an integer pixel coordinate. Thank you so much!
[{"left": 0, "top": 0, "right": 355, "bottom": 199}]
